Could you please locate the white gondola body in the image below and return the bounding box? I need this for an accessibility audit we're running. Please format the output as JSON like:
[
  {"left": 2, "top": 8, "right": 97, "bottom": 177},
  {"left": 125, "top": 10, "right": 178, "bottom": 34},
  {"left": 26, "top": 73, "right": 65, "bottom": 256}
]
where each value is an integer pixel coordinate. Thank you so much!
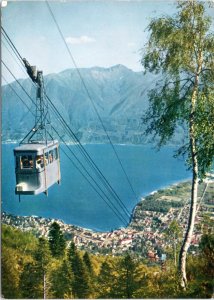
[{"left": 14, "top": 140, "right": 61, "bottom": 195}]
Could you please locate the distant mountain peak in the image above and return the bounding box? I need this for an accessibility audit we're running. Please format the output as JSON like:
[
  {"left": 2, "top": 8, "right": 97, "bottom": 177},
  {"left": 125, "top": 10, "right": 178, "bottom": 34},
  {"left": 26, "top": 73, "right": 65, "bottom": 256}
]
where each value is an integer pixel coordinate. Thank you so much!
[
  {"left": 2, "top": 65, "right": 152, "bottom": 144},
  {"left": 109, "top": 64, "right": 130, "bottom": 70},
  {"left": 57, "top": 64, "right": 136, "bottom": 76}
]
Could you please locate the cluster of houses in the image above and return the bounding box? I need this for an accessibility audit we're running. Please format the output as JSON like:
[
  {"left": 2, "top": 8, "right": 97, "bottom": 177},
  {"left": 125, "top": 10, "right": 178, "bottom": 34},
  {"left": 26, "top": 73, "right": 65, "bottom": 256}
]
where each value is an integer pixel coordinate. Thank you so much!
[{"left": 2, "top": 180, "right": 213, "bottom": 259}]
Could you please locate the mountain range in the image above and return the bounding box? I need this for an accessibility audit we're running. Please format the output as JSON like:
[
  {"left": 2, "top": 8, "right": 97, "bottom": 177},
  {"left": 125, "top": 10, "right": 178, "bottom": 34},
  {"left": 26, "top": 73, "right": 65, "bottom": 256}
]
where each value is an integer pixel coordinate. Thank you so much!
[{"left": 2, "top": 65, "right": 185, "bottom": 144}]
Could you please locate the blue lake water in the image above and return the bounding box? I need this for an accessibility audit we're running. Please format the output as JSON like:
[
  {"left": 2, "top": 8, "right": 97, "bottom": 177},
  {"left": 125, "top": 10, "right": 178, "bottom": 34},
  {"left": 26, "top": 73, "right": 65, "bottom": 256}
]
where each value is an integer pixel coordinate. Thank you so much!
[{"left": 2, "top": 143, "right": 191, "bottom": 231}]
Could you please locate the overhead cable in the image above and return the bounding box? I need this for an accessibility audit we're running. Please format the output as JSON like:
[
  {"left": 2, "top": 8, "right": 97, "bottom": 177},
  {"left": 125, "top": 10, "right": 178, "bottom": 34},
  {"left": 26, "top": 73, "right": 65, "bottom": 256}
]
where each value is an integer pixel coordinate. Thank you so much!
[
  {"left": 2, "top": 61, "right": 129, "bottom": 225},
  {"left": 1, "top": 26, "right": 24, "bottom": 64},
  {"left": 1, "top": 25, "right": 132, "bottom": 219},
  {"left": 45, "top": 1, "right": 138, "bottom": 202},
  {"left": 44, "top": 93, "right": 131, "bottom": 218}
]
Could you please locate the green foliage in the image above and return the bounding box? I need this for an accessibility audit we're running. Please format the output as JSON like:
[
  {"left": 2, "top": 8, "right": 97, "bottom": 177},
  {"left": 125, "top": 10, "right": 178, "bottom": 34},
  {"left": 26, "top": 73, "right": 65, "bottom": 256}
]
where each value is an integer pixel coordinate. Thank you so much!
[
  {"left": 113, "top": 253, "right": 144, "bottom": 298},
  {"left": 20, "top": 237, "right": 52, "bottom": 298},
  {"left": 165, "top": 220, "right": 182, "bottom": 239},
  {"left": 34, "top": 237, "right": 52, "bottom": 271},
  {"left": 83, "top": 251, "right": 97, "bottom": 297},
  {"left": 1, "top": 246, "right": 21, "bottom": 298},
  {"left": 2, "top": 224, "right": 37, "bottom": 253},
  {"left": 83, "top": 251, "right": 94, "bottom": 275},
  {"left": 68, "top": 240, "right": 76, "bottom": 260},
  {"left": 141, "top": 198, "right": 183, "bottom": 212},
  {"left": 50, "top": 259, "right": 73, "bottom": 298},
  {"left": 1, "top": 225, "right": 37, "bottom": 298},
  {"left": 2, "top": 224, "right": 213, "bottom": 298},
  {"left": 164, "top": 221, "right": 182, "bottom": 265},
  {"left": 141, "top": 0, "right": 214, "bottom": 178},
  {"left": 200, "top": 213, "right": 214, "bottom": 233},
  {"left": 19, "top": 262, "right": 44, "bottom": 299},
  {"left": 183, "top": 236, "right": 214, "bottom": 299},
  {"left": 141, "top": 0, "right": 214, "bottom": 288},
  {"left": 199, "top": 233, "right": 214, "bottom": 278},
  {"left": 68, "top": 242, "right": 92, "bottom": 298},
  {"left": 97, "top": 260, "right": 116, "bottom": 298},
  {"left": 48, "top": 221, "right": 66, "bottom": 258}
]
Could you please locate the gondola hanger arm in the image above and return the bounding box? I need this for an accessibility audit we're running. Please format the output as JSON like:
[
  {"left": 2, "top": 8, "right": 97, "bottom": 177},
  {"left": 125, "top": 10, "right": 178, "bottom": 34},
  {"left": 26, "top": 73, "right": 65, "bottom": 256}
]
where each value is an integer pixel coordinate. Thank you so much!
[{"left": 22, "top": 58, "right": 38, "bottom": 83}]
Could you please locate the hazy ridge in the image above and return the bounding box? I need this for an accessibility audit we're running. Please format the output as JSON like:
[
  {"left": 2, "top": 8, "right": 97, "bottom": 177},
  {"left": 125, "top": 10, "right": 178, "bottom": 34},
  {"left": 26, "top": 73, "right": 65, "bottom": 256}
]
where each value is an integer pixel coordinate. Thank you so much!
[{"left": 2, "top": 65, "right": 185, "bottom": 144}]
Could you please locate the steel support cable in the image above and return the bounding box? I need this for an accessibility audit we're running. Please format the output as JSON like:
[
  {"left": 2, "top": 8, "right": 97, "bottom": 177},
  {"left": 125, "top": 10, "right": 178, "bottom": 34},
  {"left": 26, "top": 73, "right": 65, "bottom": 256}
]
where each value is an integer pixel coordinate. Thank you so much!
[
  {"left": 1, "top": 27, "right": 39, "bottom": 94},
  {"left": 3, "top": 59, "right": 130, "bottom": 222},
  {"left": 51, "top": 128, "right": 129, "bottom": 225},
  {"left": 45, "top": 94, "right": 131, "bottom": 216},
  {"left": 2, "top": 66, "right": 49, "bottom": 143},
  {"left": 45, "top": 0, "right": 138, "bottom": 202},
  {"left": 46, "top": 97, "right": 131, "bottom": 219},
  {"left": 2, "top": 75, "right": 36, "bottom": 117},
  {"left": 2, "top": 39, "right": 28, "bottom": 77},
  {"left": 2, "top": 38, "right": 37, "bottom": 94},
  {"left": 2, "top": 59, "right": 45, "bottom": 135},
  {"left": 60, "top": 149, "right": 128, "bottom": 226},
  {"left": 51, "top": 127, "right": 128, "bottom": 225},
  {"left": 45, "top": 93, "right": 131, "bottom": 219},
  {"left": 2, "top": 26, "right": 55, "bottom": 138},
  {"left": 3, "top": 66, "right": 128, "bottom": 225},
  {"left": 2, "top": 60, "right": 44, "bottom": 138},
  {"left": 1, "top": 25, "right": 132, "bottom": 219},
  {"left": 1, "top": 26, "right": 24, "bottom": 64},
  {"left": 2, "top": 60, "right": 37, "bottom": 105}
]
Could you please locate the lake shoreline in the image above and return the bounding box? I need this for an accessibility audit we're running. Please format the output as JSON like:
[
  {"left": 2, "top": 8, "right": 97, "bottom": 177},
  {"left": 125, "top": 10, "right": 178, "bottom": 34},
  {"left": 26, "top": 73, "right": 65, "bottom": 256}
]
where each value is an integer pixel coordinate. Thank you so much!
[
  {"left": 2, "top": 143, "right": 191, "bottom": 231},
  {"left": 4, "top": 179, "right": 206, "bottom": 256},
  {"left": 3, "top": 179, "right": 192, "bottom": 234}
]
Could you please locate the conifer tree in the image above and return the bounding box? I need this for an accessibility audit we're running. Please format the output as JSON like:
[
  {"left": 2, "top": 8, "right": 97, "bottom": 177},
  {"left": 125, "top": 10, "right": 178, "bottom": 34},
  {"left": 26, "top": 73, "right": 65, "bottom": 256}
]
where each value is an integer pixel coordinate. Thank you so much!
[
  {"left": 83, "top": 251, "right": 94, "bottom": 276},
  {"left": 34, "top": 237, "right": 51, "bottom": 270},
  {"left": 114, "top": 253, "right": 142, "bottom": 298},
  {"left": 83, "top": 251, "right": 97, "bottom": 297},
  {"left": 50, "top": 259, "right": 73, "bottom": 298},
  {"left": 68, "top": 241, "right": 92, "bottom": 298},
  {"left": 20, "top": 237, "right": 51, "bottom": 299},
  {"left": 48, "top": 221, "right": 66, "bottom": 258},
  {"left": 68, "top": 241, "right": 76, "bottom": 260},
  {"left": 20, "top": 262, "right": 43, "bottom": 299},
  {"left": 97, "top": 260, "right": 116, "bottom": 298}
]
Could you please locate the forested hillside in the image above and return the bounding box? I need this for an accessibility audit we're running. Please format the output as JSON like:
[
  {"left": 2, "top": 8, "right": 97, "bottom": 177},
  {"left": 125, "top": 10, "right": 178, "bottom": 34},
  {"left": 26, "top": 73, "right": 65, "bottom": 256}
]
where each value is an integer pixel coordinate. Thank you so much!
[{"left": 2, "top": 223, "right": 213, "bottom": 299}]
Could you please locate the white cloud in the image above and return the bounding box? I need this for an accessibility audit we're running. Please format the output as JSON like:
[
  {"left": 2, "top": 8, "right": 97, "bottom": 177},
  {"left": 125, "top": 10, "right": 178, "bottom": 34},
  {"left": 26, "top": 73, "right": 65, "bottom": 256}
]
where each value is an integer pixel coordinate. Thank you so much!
[
  {"left": 66, "top": 35, "right": 96, "bottom": 45},
  {"left": 1, "top": 1, "right": 8, "bottom": 7}
]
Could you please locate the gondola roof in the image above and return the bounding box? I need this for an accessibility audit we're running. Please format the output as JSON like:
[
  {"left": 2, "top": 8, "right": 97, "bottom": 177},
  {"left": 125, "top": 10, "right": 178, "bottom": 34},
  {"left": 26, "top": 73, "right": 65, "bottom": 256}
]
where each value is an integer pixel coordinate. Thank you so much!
[{"left": 14, "top": 140, "right": 58, "bottom": 153}]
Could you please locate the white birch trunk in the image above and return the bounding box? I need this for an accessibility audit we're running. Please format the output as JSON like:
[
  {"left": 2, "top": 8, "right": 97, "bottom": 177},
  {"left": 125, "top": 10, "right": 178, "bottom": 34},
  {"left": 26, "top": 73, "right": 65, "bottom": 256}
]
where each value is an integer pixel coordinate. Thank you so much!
[
  {"left": 179, "top": 53, "right": 202, "bottom": 288},
  {"left": 179, "top": 156, "right": 198, "bottom": 288}
]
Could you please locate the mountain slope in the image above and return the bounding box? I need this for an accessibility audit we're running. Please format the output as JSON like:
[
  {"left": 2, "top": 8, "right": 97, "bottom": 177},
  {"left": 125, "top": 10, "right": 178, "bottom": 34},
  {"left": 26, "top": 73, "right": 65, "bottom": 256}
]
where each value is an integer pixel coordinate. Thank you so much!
[{"left": 2, "top": 65, "right": 184, "bottom": 144}]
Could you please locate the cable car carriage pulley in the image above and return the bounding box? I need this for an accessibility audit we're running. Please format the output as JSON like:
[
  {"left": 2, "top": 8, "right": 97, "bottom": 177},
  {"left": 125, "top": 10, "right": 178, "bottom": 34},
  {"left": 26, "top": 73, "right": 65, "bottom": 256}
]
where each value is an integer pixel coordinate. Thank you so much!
[{"left": 14, "top": 59, "right": 61, "bottom": 198}]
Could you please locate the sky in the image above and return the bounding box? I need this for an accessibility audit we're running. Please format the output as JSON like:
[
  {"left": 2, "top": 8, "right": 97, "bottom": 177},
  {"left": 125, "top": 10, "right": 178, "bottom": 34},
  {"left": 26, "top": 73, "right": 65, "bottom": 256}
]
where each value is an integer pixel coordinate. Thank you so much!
[
  {"left": 1, "top": 0, "right": 177, "bottom": 82},
  {"left": 1, "top": 0, "right": 213, "bottom": 82}
]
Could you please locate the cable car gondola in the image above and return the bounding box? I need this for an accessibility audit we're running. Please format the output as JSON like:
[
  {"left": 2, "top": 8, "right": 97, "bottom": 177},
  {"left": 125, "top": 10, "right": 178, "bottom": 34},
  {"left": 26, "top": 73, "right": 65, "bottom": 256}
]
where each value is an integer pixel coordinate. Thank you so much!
[
  {"left": 14, "top": 59, "right": 61, "bottom": 196},
  {"left": 14, "top": 140, "right": 60, "bottom": 195}
]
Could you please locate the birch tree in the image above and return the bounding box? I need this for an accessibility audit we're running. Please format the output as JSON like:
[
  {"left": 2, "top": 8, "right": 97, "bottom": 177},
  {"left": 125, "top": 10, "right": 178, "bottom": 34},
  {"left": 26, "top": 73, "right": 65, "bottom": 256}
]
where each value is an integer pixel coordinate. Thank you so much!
[{"left": 141, "top": 0, "right": 214, "bottom": 289}]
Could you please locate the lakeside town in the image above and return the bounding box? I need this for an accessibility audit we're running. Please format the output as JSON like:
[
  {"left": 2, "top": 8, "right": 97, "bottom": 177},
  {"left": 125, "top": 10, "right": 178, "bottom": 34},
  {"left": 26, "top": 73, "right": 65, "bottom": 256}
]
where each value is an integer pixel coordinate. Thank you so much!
[{"left": 2, "top": 179, "right": 214, "bottom": 259}]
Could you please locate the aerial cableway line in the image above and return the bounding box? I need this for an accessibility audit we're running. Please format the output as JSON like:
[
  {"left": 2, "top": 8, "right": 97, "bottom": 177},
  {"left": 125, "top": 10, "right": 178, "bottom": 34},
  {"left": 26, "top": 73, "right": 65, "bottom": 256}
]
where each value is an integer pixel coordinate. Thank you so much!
[
  {"left": 0, "top": 27, "right": 130, "bottom": 223},
  {"left": 45, "top": 1, "right": 138, "bottom": 203},
  {"left": 2, "top": 57, "right": 130, "bottom": 224},
  {"left": 7, "top": 56, "right": 61, "bottom": 196},
  {"left": 2, "top": 60, "right": 129, "bottom": 225},
  {"left": 2, "top": 25, "right": 132, "bottom": 220}
]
